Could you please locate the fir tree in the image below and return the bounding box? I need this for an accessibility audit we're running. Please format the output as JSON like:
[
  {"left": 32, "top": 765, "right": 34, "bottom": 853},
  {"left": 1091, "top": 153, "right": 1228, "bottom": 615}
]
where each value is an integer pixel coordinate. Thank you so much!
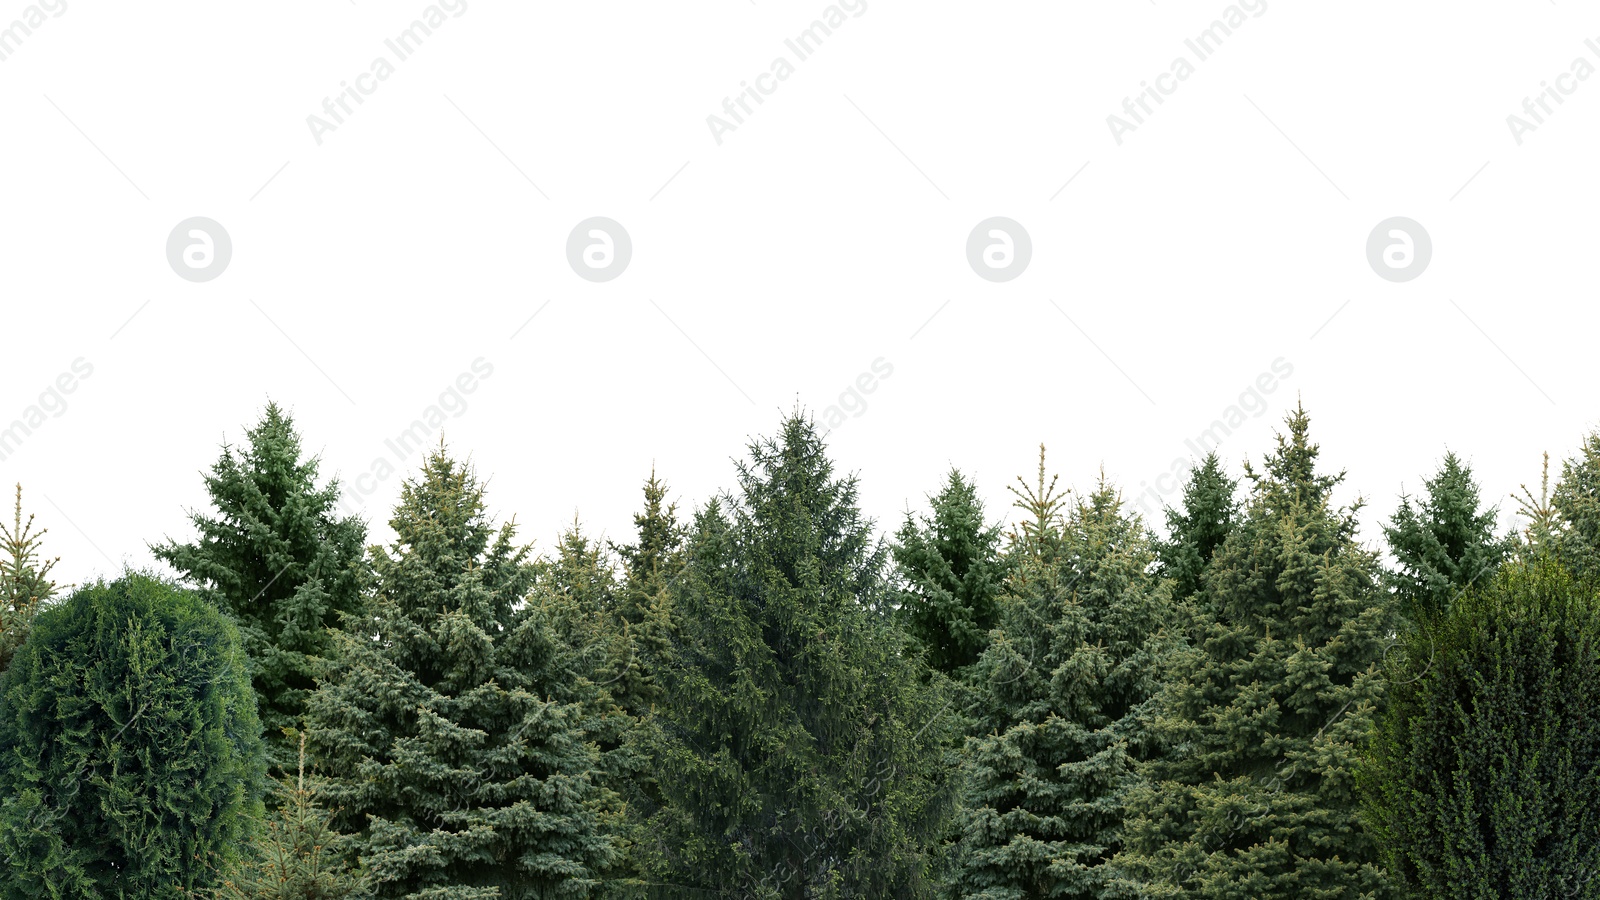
[
  {"left": 641, "top": 414, "right": 954, "bottom": 898},
  {"left": 153, "top": 403, "right": 367, "bottom": 769},
  {"left": 1364, "top": 560, "right": 1600, "bottom": 899},
  {"left": 1115, "top": 405, "right": 1397, "bottom": 899},
  {"left": 221, "top": 733, "right": 371, "bottom": 900},
  {"left": 1552, "top": 431, "right": 1600, "bottom": 584},
  {"left": 0, "top": 484, "right": 58, "bottom": 673},
  {"left": 1383, "top": 452, "right": 1511, "bottom": 623},
  {"left": 307, "top": 448, "right": 615, "bottom": 898},
  {"left": 893, "top": 468, "right": 1009, "bottom": 677},
  {"left": 1154, "top": 454, "right": 1238, "bottom": 603},
  {"left": 951, "top": 476, "right": 1181, "bottom": 899},
  {"left": 0, "top": 573, "right": 265, "bottom": 898}
]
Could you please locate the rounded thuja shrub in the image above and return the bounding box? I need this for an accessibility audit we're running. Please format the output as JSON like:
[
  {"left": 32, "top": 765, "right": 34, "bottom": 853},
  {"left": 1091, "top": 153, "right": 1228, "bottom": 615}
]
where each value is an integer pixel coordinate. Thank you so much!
[{"left": 0, "top": 572, "right": 266, "bottom": 899}]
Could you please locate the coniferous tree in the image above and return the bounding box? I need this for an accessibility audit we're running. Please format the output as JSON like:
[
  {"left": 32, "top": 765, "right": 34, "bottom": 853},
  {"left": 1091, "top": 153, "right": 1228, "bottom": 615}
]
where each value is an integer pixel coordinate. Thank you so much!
[
  {"left": 1115, "top": 406, "right": 1397, "bottom": 899},
  {"left": 642, "top": 414, "right": 954, "bottom": 898},
  {"left": 0, "top": 573, "right": 265, "bottom": 898},
  {"left": 221, "top": 734, "right": 371, "bottom": 900},
  {"left": 1514, "top": 452, "right": 1562, "bottom": 561},
  {"left": 1383, "top": 452, "right": 1511, "bottom": 623},
  {"left": 951, "top": 476, "right": 1181, "bottom": 899},
  {"left": 1364, "top": 560, "right": 1600, "bottom": 899},
  {"left": 893, "top": 469, "right": 1009, "bottom": 677},
  {"left": 154, "top": 403, "right": 366, "bottom": 769},
  {"left": 1552, "top": 432, "right": 1600, "bottom": 584},
  {"left": 1155, "top": 455, "right": 1238, "bottom": 603},
  {"left": 0, "top": 484, "right": 58, "bottom": 673},
  {"left": 307, "top": 449, "right": 615, "bottom": 898}
]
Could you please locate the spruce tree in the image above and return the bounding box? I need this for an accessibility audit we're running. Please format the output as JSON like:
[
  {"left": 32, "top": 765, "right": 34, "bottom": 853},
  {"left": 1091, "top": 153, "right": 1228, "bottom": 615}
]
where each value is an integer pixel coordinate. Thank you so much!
[
  {"left": 0, "top": 573, "right": 265, "bottom": 898},
  {"left": 1383, "top": 452, "right": 1510, "bottom": 623},
  {"left": 893, "top": 469, "right": 1009, "bottom": 677},
  {"left": 1115, "top": 405, "right": 1397, "bottom": 899},
  {"left": 1514, "top": 452, "right": 1563, "bottom": 561},
  {"left": 153, "top": 403, "right": 366, "bottom": 769},
  {"left": 951, "top": 477, "right": 1181, "bottom": 899},
  {"left": 641, "top": 414, "right": 954, "bottom": 898},
  {"left": 1364, "top": 560, "right": 1600, "bottom": 899},
  {"left": 1155, "top": 454, "right": 1238, "bottom": 603},
  {"left": 0, "top": 484, "right": 58, "bottom": 673},
  {"left": 222, "top": 734, "right": 371, "bottom": 900},
  {"left": 1552, "top": 432, "right": 1600, "bottom": 584},
  {"left": 306, "top": 448, "right": 615, "bottom": 898}
]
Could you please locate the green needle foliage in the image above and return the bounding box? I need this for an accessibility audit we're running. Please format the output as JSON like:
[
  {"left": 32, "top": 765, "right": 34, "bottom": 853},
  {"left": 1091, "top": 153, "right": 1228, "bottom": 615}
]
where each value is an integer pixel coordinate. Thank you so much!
[
  {"left": 1552, "top": 431, "right": 1600, "bottom": 584},
  {"left": 0, "top": 573, "right": 266, "bottom": 899},
  {"left": 1364, "top": 560, "right": 1600, "bottom": 899},
  {"left": 0, "top": 484, "right": 58, "bottom": 674},
  {"left": 952, "top": 476, "right": 1181, "bottom": 899},
  {"left": 306, "top": 448, "right": 615, "bottom": 899},
  {"left": 1383, "top": 452, "right": 1511, "bottom": 623},
  {"left": 641, "top": 414, "right": 954, "bottom": 898},
  {"left": 1115, "top": 406, "right": 1398, "bottom": 899},
  {"left": 153, "top": 403, "right": 367, "bottom": 771},
  {"left": 1154, "top": 454, "right": 1238, "bottom": 605},
  {"left": 221, "top": 734, "right": 371, "bottom": 900},
  {"left": 894, "top": 468, "right": 1009, "bottom": 678}
]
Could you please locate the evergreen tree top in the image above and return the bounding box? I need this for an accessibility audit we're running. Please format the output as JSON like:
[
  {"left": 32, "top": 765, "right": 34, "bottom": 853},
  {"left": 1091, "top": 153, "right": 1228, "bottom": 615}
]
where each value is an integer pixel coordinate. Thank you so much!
[
  {"left": 1, "top": 483, "right": 58, "bottom": 615},
  {"left": 1007, "top": 444, "right": 1069, "bottom": 559}
]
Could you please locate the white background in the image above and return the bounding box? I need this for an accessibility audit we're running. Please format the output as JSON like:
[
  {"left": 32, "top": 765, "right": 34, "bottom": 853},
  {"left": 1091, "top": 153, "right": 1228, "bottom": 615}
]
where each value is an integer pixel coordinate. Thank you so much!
[{"left": 3, "top": 1, "right": 1597, "bottom": 588}]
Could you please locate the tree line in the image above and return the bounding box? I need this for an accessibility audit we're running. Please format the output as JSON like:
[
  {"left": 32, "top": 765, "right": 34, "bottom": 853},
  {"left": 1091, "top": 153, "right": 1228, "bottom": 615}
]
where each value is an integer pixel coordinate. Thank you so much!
[{"left": 0, "top": 401, "right": 1597, "bottom": 898}]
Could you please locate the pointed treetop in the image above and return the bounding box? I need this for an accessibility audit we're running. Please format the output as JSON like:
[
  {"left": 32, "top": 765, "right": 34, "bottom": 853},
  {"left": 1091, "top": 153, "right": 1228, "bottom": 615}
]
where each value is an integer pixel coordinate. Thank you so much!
[{"left": 1007, "top": 444, "right": 1069, "bottom": 555}]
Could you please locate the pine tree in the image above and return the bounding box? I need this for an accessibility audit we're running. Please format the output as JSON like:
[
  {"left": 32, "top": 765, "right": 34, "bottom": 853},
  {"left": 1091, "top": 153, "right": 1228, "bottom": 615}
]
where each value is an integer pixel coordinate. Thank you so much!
[
  {"left": 641, "top": 414, "right": 954, "bottom": 898},
  {"left": 1364, "top": 560, "right": 1600, "bottom": 899},
  {"left": 1383, "top": 452, "right": 1511, "bottom": 623},
  {"left": 1115, "top": 405, "right": 1397, "bottom": 899},
  {"left": 0, "top": 484, "right": 58, "bottom": 673},
  {"left": 951, "top": 476, "right": 1181, "bottom": 899},
  {"left": 893, "top": 469, "right": 1009, "bottom": 677},
  {"left": 1552, "top": 431, "right": 1600, "bottom": 584},
  {"left": 0, "top": 572, "right": 265, "bottom": 898},
  {"left": 306, "top": 448, "right": 615, "bottom": 898},
  {"left": 221, "top": 733, "right": 371, "bottom": 900},
  {"left": 1154, "top": 454, "right": 1238, "bottom": 603},
  {"left": 153, "top": 403, "right": 367, "bottom": 769}
]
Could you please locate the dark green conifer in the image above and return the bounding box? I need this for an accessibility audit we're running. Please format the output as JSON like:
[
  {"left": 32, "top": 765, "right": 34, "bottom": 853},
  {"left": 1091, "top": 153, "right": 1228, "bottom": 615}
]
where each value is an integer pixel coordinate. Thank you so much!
[
  {"left": 1116, "top": 406, "right": 1397, "bottom": 899},
  {"left": 952, "top": 476, "right": 1180, "bottom": 899},
  {"left": 307, "top": 448, "right": 614, "bottom": 898},
  {"left": 153, "top": 403, "right": 366, "bottom": 769},
  {"left": 0, "top": 573, "right": 265, "bottom": 898},
  {"left": 894, "top": 469, "right": 1009, "bottom": 677}
]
